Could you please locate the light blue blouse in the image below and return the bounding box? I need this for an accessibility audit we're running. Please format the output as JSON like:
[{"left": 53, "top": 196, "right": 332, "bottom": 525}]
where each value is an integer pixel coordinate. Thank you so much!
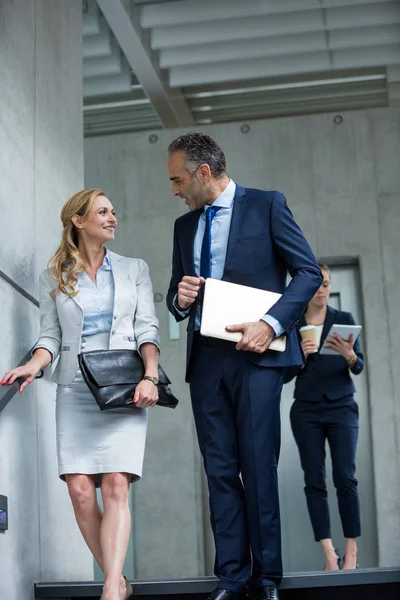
[{"left": 77, "top": 249, "right": 115, "bottom": 336}]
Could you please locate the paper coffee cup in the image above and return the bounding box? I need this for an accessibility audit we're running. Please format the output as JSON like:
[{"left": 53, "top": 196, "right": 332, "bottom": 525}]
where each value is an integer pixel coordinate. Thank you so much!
[{"left": 299, "top": 325, "right": 317, "bottom": 345}]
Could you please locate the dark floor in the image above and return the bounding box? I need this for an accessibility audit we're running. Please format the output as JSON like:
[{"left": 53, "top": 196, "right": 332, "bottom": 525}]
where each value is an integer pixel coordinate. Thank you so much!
[{"left": 34, "top": 568, "right": 400, "bottom": 599}]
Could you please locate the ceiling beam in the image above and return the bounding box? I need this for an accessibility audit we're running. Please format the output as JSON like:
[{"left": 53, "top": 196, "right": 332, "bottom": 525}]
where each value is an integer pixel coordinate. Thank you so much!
[{"left": 96, "top": 0, "right": 195, "bottom": 128}]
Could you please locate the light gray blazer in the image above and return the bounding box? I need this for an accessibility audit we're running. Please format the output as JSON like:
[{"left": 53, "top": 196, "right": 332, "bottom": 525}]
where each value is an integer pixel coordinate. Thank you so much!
[{"left": 32, "top": 250, "right": 160, "bottom": 385}]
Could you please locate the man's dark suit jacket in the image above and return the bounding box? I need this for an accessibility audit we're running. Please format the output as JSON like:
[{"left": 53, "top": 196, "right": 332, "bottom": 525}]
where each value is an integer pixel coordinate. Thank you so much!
[
  {"left": 283, "top": 305, "right": 364, "bottom": 401},
  {"left": 167, "top": 184, "right": 323, "bottom": 382}
]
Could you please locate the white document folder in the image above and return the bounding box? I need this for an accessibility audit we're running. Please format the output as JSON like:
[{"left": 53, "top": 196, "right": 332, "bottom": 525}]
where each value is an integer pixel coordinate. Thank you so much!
[{"left": 200, "top": 278, "right": 286, "bottom": 352}]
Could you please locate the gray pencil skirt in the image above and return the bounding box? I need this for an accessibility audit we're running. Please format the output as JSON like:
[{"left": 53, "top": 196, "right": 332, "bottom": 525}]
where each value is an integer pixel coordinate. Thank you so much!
[{"left": 55, "top": 332, "right": 148, "bottom": 485}]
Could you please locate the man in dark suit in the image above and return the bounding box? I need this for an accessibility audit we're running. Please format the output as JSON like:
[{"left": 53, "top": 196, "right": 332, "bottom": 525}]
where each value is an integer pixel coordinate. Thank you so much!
[{"left": 166, "top": 133, "right": 322, "bottom": 600}]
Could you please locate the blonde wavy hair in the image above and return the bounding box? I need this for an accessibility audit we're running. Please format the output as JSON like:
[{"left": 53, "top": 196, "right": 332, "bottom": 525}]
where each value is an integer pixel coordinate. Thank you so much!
[{"left": 48, "top": 188, "right": 106, "bottom": 296}]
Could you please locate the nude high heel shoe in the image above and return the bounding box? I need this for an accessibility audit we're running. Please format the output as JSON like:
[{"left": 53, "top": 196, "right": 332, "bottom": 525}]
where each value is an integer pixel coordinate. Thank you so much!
[
  {"left": 100, "top": 576, "right": 133, "bottom": 600},
  {"left": 123, "top": 576, "right": 133, "bottom": 599}
]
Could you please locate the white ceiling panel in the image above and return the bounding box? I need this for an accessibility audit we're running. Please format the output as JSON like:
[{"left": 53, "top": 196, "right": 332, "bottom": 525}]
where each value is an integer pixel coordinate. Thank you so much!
[
  {"left": 84, "top": 72, "right": 134, "bottom": 97},
  {"left": 160, "top": 25, "right": 400, "bottom": 69},
  {"left": 326, "top": 2, "right": 400, "bottom": 27},
  {"left": 160, "top": 32, "right": 328, "bottom": 68},
  {"left": 83, "top": 14, "right": 113, "bottom": 58},
  {"left": 142, "top": 0, "right": 394, "bottom": 28},
  {"left": 142, "top": 0, "right": 321, "bottom": 27},
  {"left": 330, "top": 24, "right": 400, "bottom": 49},
  {"left": 170, "top": 46, "right": 400, "bottom": 88},
  {"left": 170, "top": 52, "right": 333, "bottom": 87},
  {"left": 333, "top": 44, "right": 400, "bottom": 68},
  {"left": 83, "top": 39, "right": 123, "bottom": 78},
  {"left": 151, "top": 11, "right": 326, "bottom": 49},
  {"left": 83, "top": 0, "right": 101, "bottom": 35}
]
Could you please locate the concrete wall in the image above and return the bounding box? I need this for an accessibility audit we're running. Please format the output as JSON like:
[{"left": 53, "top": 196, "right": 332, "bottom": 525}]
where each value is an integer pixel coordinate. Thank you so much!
[
  {"left": 0, "top": 1, "right": 91, "bottom": 598},
  {"left": 85, "top": 106, "right": 400, "bottom": 576}
]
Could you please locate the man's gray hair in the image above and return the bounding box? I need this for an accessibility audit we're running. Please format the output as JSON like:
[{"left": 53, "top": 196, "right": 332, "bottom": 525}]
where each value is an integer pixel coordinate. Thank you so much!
[{"left": 168, "top": 132, "right": 226, "bottom": 178}]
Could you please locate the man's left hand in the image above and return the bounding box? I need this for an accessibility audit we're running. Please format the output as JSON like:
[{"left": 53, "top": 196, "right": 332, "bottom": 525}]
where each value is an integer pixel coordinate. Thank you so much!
[{"left": 226, "top": 320, "right": 275, "bottom": 353}]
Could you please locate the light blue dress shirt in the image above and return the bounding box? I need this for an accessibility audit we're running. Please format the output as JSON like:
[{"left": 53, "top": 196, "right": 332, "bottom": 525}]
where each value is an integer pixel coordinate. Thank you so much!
[
  {"left": 175, "top": 180, "right": 284, "bottom": 336},
  {"left": 77, "top": 249, "right": 115, "bottom": 336}
]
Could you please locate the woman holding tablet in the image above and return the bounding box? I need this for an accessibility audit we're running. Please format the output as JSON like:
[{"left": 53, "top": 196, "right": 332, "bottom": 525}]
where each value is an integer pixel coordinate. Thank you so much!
[{"left": 283, "top": 264, "right": 363, "bottom": 572}]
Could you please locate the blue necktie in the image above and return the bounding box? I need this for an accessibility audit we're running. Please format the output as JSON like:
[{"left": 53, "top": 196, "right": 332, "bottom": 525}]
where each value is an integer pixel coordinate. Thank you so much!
[{"left": 200, "top": 206, "right": 221, "bottom": 279}]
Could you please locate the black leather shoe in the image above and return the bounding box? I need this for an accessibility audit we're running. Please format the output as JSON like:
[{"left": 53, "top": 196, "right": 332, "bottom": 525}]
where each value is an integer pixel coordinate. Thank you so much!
[
  {"left": 251, "top": 585, "right": 279, "bottom": 600},
  {"left": 207, "top": 589, "right": 248, "bottom": 600}
]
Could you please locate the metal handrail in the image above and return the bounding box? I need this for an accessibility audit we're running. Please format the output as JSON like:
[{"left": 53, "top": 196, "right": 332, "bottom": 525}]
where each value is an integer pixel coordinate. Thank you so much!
[
  {"left": 0, "top": 268, "right": 39, "bottom": 308},
  {"left": 0, "top": 269, "right": 40, "bottom": 413}
]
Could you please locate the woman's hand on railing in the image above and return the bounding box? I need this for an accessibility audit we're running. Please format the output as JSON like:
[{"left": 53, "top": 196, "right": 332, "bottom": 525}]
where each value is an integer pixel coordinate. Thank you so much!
[{"left": 1, "top": 357, "right": 45, "bottom": 393}]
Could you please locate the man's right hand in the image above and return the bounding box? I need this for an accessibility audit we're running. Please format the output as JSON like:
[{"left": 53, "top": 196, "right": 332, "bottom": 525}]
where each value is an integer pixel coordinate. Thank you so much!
[
  {"left": 177, "top": 276, "right": 206, "bottom": 310},
  {"left": 301, "top": 339, "right": 318, "bottom": 358}
]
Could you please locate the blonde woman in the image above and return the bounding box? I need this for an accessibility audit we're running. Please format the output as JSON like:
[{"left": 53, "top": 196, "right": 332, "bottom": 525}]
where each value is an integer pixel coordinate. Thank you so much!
[{"left": 1, "top": 189, "right": 160, "bottom": 600}]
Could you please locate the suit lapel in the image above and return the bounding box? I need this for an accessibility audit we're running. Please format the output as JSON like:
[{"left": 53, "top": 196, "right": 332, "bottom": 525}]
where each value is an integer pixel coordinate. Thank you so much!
[
  {"left": 61, "top": 271, "right": 83, "bottom": 312},
  {"left": 223, "top": 185, "right": 247, "bottom": 278},
  {"left": 108, "top": 250, "right": 123, "bottom": 308},
  {"left": 319, "top": 306, "right": 335, "bottom": 350},
  {"left": 71, "top": 288, "right": 83, "bottom": 312}
]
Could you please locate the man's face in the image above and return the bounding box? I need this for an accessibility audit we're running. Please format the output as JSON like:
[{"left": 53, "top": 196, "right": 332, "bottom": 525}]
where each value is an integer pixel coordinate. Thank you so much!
[{"left": 168, "top": 151, "right": 208, "bottom": 211}]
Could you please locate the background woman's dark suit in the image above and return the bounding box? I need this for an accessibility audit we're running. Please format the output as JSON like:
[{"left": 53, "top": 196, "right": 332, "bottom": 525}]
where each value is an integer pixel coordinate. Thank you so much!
[{"left": 284, "top": 306, "right": 364, "bottom": 541}]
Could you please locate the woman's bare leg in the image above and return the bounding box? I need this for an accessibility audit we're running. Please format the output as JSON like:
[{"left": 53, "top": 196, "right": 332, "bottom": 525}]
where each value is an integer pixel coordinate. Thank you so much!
[
  {"left": 66, "top": 474, "right": 104, "bottom": 569},
  {"left": 100, "top": 472, "right": 131, "bottom": 600},
  {"left": 65, "top": 474, "right": 127, "bottom": 598}
]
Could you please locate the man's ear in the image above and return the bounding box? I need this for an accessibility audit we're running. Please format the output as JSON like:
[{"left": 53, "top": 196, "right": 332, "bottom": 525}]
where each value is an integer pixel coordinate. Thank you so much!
[
  {"left": 71, "top": 214, "right": 84, "bottom": 229},
  {"left": 197, "top": 163, "right": 212, "bottom": 182}
]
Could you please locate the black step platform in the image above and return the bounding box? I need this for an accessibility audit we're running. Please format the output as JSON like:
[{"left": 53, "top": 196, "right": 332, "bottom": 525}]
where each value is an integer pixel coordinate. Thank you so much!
[{"left": 35, "top": 568, "right": 400, "bottom": 600}]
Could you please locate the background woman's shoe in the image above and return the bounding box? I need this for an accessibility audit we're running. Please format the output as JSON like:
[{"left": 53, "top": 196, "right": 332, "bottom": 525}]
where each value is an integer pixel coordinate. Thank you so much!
[
  {"left": 335, "top": 549, "right": 342, "bottom": 569},
  {"left": 342, "top": 555, "right": 359, "bottom": 570},
  {"left": 323, "top": 548, "right": 342, "bottom": 570}
]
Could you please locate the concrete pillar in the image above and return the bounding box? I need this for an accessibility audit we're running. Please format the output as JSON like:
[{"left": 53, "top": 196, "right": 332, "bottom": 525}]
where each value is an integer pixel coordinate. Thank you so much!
[{"left": 0, "top": 1, "right": 91, "bottom": 597}]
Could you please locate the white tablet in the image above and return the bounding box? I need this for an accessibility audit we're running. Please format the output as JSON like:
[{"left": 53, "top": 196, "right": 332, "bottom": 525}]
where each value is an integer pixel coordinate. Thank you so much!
[{"left": 320, "top": 324, "right": 362, "bottom": 355}]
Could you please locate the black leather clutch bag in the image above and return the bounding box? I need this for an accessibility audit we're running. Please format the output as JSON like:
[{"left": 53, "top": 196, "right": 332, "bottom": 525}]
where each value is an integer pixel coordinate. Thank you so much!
[{"left": 78, "top": 349, "right": 179, "bottom": 410}]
